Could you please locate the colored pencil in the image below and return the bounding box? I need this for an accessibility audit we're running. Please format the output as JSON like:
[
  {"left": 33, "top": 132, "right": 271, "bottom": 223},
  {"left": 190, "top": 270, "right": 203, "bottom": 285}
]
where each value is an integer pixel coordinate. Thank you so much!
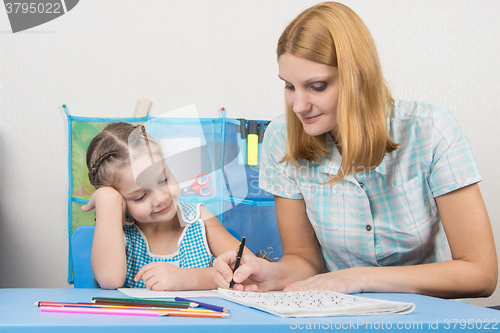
[
  {"left": 63, "top": 304, "right": 214, "bottom": 312},
  {"left": 91, "top": 296, "right": 197, "bottom": 307},
  {"left": 34, "top": 301, "right": 214, "bottom": 312},
  {"left": 162, "top": 310, "right": 230, "bottom": 318},
  {"left": 40, "top": 305, "right": 167, "bottom": 317},
  {"left": 175, "top": 297, "right": 229, "bottom": 313},
  {"left": 40, "top": 306, "right": 230, "bottom": 318},
  {"left": 92, "top": 299, "right": 194, "bottom": 309},
  {"left": 35, "top": 301, "right": 174, "bottom": 310},
  {"left": 34, "top": 301, "right": 95, "bottom": 307}
]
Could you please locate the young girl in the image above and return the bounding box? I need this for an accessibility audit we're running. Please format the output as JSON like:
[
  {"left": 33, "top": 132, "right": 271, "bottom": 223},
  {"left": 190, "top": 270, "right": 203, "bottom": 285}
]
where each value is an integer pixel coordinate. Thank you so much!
[{"left": 82, "top": 122, "right": 249, "bottom": 290}]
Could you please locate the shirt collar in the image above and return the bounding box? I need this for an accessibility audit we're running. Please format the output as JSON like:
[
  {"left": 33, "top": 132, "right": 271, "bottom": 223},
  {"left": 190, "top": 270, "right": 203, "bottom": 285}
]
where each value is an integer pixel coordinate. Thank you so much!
[
  {"left": 319, "top": 134, "right": 388, "bottom": 176},
  {"left": 177, "top": 203, "right": 198, "bottom": 227}
]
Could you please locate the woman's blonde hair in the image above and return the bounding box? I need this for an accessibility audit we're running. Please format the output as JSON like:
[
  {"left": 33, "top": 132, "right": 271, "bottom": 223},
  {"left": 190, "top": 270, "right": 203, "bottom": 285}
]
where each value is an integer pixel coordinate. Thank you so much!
[{"left": 277, "top": 1, "right": 398, "bottom": 183}]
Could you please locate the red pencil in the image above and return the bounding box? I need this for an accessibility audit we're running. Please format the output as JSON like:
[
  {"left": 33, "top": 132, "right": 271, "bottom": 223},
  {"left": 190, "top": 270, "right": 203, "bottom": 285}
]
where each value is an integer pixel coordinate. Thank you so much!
[{"left": 34, "top": 301, "right": 95, "bottom": 307}]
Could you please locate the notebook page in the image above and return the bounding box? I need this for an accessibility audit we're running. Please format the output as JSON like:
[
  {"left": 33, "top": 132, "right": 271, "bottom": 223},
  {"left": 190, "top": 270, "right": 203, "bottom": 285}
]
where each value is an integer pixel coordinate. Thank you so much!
[{"left": 218, "top": 289, "right": 415, "bottom": 318}]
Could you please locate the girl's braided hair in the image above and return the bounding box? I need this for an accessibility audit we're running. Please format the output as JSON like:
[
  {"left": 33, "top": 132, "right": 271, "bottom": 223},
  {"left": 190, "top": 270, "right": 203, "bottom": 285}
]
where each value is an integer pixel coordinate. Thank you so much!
[{"left": 86, "top": 122, "right": 157, "bottom": 189}]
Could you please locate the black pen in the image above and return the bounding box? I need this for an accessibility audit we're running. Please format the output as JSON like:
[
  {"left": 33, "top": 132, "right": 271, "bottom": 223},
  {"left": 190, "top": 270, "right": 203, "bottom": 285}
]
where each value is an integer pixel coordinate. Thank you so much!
[{"left": 229, "top": 236, "right": 246, "bottom": 289}]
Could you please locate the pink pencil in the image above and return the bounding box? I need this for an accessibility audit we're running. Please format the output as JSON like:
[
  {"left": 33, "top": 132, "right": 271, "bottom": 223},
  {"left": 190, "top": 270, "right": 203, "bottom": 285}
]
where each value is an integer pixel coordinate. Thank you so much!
[{"left": 40, "top": 305, "right": 167, "bottom": 317}]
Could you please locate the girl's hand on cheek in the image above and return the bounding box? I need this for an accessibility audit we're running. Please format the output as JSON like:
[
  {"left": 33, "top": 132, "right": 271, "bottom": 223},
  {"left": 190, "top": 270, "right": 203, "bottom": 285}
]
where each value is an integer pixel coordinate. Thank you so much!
[
  {"left": 81, "top": 191, "right": 98, "bottom": 212},
  {"left": 81, "top": 186, "right": 127, "bottom": 225}
]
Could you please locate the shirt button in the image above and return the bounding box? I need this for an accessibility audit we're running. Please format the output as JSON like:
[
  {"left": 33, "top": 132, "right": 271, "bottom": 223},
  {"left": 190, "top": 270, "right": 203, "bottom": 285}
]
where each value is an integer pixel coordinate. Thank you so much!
[
  {"left": 359, "top": 182, "right": 364, "bottom": 188},
  {"left": 366, "top": 225, "right": 372, "bottom": 231}
]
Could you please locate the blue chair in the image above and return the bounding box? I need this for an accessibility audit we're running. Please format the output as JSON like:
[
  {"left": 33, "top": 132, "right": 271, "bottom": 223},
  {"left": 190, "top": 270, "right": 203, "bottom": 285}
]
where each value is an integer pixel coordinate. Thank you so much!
[
  {"left": 71, "top": 225, "right": 241, "bottom": 288},
  {"left": 226, "top": 228, "right": 241, "bottom": 241},
  {"left": 71, "top": 225, "right": 98, "bottom": 288}
]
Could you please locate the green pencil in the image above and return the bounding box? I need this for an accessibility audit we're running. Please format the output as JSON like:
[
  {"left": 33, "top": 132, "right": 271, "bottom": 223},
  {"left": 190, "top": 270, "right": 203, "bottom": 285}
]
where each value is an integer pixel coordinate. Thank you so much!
[{"left": 91, "top": 297, "right": 198, "bottom": 308}]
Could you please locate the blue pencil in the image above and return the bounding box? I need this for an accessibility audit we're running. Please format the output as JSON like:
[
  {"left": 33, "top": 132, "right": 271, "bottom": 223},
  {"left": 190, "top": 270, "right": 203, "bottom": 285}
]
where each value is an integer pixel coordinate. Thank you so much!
[{"left": 174, "top": 297, "right": 229, "bottom": 313}]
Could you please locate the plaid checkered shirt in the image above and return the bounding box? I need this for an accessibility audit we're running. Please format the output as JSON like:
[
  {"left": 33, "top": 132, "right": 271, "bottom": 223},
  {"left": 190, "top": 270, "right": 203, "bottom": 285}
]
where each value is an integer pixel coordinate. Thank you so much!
[
  {"left": 123, "top": 202, "right": 213, "bottom": 288},
  {"left": 259, "top": 100, "right": 481, "bottom": 271}
]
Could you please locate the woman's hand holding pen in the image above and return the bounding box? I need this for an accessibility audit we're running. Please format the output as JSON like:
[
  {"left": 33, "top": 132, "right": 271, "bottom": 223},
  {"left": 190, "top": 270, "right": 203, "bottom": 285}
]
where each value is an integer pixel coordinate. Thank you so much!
[
  {"left": 213, "top": 250, "right": 276, "bottom": 292},
  {"left": 214, "top": 253, "right": 365, "bottom": 294}
]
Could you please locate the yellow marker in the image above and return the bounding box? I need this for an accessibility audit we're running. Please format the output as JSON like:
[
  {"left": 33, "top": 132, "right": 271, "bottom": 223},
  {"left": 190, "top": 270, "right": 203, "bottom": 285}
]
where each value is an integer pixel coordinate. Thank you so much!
[{"left": 247, "top": 121, "right": 259, "bottom": 166}]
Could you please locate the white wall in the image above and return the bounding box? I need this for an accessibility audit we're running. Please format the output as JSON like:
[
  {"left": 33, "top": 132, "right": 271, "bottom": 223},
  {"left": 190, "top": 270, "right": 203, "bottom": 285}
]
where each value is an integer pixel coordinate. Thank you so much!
[{"left": 0, "top": 0, "right": 499, "bottom": 306}]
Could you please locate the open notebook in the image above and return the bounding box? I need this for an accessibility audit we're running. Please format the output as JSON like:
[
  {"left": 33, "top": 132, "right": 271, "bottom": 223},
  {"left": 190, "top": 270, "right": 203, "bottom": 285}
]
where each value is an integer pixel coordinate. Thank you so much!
[{"left": 218, "top": 289, "right": 415, "bottom": 318}]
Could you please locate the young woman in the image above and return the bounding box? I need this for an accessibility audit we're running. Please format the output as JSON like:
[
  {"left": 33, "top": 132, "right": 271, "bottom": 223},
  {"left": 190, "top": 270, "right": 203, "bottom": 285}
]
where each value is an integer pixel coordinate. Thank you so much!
[
  {"left": 214, "top": 1, "right": 497, "bottom": 299},
  {"left": 83, "top": 122, "right": 250, "bottom": 290}
]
